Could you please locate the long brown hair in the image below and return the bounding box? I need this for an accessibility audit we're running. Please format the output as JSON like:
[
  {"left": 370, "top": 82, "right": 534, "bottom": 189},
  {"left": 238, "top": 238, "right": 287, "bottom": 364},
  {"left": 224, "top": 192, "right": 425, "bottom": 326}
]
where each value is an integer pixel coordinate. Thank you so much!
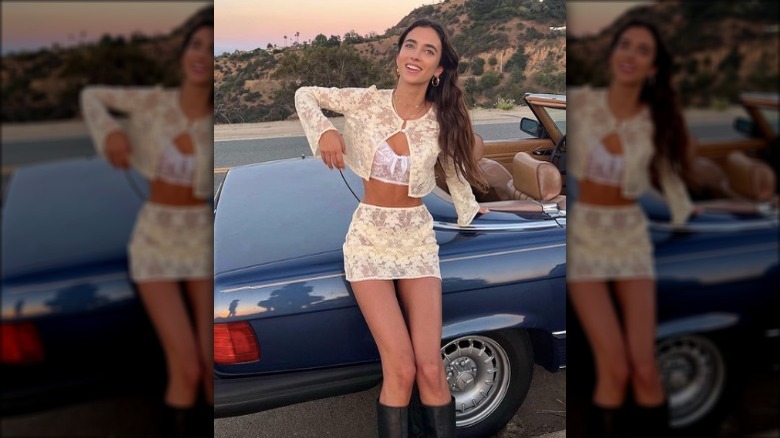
[
  {"left": 398, "top": 19, "right": 487, "bottom": 191},
  {"left": 180, "top": 18, "right": 214, "bottom": 106},
  {"left": 610, "top": 19, "right": 692, "bottom": 185}
]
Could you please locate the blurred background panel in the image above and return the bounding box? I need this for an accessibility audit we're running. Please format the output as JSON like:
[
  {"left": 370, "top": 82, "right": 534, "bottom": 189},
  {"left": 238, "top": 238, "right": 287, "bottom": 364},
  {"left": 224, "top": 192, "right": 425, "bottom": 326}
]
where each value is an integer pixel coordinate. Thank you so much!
[
  {"left": 1, "top": 2, "right": 212, "bottom": 437},
  {"left": 566, "top": 1, "right": 778, "bottom": 437}
]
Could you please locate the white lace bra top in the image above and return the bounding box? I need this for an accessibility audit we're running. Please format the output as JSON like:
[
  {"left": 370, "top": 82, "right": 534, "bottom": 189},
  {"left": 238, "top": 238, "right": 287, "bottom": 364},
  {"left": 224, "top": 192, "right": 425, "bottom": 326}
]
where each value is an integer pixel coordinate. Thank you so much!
[
  {"left": 157, "top": 140, "right": 196, "bottom": 186},
  {"left": 370, "top": 141, "right": 410, "bottom": 185},
  {"left": 585, "top": 140, "right": 624, "bottom": 186}
]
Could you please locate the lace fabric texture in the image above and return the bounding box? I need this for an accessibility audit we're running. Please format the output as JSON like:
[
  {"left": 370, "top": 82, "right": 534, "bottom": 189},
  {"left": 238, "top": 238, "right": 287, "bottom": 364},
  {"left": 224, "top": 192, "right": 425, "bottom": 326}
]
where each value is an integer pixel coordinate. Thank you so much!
[
  {"left": 585, "top": 141, "right": 624, "bottom": 186},
  {"left": 568, "top": 86, "right": 693, "bottom": 225},
  {"left": 128, "top": 203, "right": 213, "bottom": 281},
  {"left": 370, "top": 142, "right": 410, "bottom": 185},
  {"left": 80, "top": 86, "right": 213, "bottom": 198},
  {"left": 343, "top": 204, "right": 440, "bottom": 281},
  {"left": 567, "top": 202, "right": 655, "bottom": 281},
  {"left": 157, "top": 141, "right": 197, "bottom": 186},
  {"left": 294, "top": 86, "right": 479, "bottom": 226}
]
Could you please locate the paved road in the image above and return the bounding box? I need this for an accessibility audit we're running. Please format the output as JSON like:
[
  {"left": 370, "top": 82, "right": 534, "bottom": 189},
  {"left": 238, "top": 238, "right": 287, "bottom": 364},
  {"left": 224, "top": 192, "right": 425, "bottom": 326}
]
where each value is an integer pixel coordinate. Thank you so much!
[{"left": 214, "top": 367, "right": 566, "bottom": 438}]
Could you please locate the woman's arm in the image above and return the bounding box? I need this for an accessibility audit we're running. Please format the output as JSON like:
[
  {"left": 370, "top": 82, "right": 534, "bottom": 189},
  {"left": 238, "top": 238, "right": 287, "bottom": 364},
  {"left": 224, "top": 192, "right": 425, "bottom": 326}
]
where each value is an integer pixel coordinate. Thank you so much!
[
  {"left": 440, "top": 155, "right": 482, "bottom": 226},
  {"left": 658, "top": 160, "right": 695, "bottom": 225},
  {"left": 294, "top": 86, "right": 369, "bottom": 157},
  {"left": 79, "top": 86, "right": 161, "bottom": 160}
]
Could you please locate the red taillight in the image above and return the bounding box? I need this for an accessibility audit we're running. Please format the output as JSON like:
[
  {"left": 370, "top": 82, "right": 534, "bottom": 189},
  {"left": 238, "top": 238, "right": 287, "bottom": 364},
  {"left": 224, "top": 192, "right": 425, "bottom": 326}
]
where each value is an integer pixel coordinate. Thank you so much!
[
  {"left": 1, "top": 322, "right": 45, "bottom": 364},
  {"left": 214, "top": 322, "right": 260, "bottom": 365}
]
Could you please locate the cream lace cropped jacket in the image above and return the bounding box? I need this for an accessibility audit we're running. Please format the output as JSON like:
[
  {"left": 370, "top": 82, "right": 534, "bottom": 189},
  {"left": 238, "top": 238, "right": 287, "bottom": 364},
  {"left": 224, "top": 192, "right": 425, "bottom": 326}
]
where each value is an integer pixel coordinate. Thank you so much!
[
  {"left": 569, "top": 87, "right": 694, "bottom": 225},
  {"left": 295, "top": 85, "right": 480, "bottom": 226},
  {"left": 80, "top": 86, "right": 213, "bottom": 199}
]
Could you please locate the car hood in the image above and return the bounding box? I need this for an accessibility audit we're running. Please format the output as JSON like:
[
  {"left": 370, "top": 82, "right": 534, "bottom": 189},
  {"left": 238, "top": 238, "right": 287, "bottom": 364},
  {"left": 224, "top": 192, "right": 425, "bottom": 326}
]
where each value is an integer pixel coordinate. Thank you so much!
[
  {"left": 214, "top": 158, "right": 360, "bottom": 282},
  {"left": 2, "top": 159, "right": 147, "bottom": 280}
]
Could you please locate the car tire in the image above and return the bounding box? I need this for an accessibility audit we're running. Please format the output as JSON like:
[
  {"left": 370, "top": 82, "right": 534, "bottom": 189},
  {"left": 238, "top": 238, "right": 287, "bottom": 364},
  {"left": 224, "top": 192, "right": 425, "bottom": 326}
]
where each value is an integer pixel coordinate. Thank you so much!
[
  {"left": 441, "top": 329, "right": 533, "bottom": 438},
  {"left": 657, "top": 334, "right": 729, "bottom": 432}
]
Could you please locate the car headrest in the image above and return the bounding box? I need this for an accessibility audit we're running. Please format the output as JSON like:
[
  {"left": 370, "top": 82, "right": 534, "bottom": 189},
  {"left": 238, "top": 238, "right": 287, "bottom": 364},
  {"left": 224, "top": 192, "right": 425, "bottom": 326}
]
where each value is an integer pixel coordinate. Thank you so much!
[
  {"left": 725, "top": 151, "right": 776, "bottom": 201},
  {"left": 473, "top": 133, "right": 485, "bottom": 160},
  {"left": 511, "top": 152, "right": 562, "bottom": 201}
]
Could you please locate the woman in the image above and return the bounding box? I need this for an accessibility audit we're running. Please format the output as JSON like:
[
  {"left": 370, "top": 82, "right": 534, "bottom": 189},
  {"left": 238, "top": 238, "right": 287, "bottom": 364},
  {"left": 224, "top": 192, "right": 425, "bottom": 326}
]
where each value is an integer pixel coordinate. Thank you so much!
[
  {"left": 295, "top": 19, "right": 488, "bottom": 438},
  {"left": 567, "top": 19, "right": 697, "bottom": 437},
  {"left": 80, "top": 19, "right": 214, "bottom": 437}
]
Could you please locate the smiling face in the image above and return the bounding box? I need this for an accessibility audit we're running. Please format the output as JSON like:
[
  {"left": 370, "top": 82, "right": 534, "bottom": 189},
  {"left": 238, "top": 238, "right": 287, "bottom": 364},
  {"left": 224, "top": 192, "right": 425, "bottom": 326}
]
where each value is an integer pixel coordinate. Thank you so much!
[
  {"left": 609, "top": 25, "right": 657, "bottom": 87},
  {"left": 181, "top": 26, "right": 214, "bottom": 87},
  {"left": 396, "top": 26, "right": 445, "bottom": 87}
]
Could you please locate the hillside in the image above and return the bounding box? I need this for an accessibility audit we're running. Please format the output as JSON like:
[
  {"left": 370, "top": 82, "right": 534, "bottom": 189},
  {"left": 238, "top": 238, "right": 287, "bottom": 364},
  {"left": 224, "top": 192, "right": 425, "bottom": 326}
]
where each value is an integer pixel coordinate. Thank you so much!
[
  {"left": 214, "top": 0, "right": 566, "bottom": 123},
  {"left": 567, "top": 2, "right": 779, "bottom": 107},
  {"left": 1, "top": 6, "right": 212, "bottom": 122}
]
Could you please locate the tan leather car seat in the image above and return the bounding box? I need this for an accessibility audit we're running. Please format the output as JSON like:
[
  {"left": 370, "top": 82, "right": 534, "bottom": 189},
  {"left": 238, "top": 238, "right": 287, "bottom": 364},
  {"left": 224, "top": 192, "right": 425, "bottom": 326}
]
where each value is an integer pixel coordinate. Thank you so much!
[
  {"left": 725, "top": 151, "right": 776, "bottom": 201},
  {"left": 690, "top": 156, "right": 729, "bottom": 199},
  {"left": 474, "top": 134, "right": 513, "bottom": 202},
  {"left": 435, "top": 134, "right": 514, "bottom": 202},
  {"left": 507, "top": 152, "right": 562, "bottom": 201}
]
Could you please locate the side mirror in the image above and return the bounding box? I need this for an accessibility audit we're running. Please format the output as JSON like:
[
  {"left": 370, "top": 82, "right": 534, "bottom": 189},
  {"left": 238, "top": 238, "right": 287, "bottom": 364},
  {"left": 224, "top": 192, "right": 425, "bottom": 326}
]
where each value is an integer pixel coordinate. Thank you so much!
[
  {"left": 520, "top": 117, "right": 546, "bottom": 138},
  {"left": 734, "top": 117, "right": 760, "bottom": 137}
]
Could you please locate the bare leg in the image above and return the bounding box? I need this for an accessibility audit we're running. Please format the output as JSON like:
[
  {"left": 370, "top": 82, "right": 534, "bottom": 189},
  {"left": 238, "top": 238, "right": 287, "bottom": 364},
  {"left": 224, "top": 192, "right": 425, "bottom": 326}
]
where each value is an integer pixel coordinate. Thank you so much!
[
  {"left": 614, "top": 279, "right": 665, "bottom": 406},
  {"left": 184, "top": 278, "right": 214, "bottom": 404},
  {"left": 137, "top": 281, "right": 202, "bottom": 407},
  {"left": 568, "top": 280, "right": 630, "bottom": 407},
  {"left": 397, "top": 277, "right": 451, "bottom": 406},
  {"left": 351, "top": 280, "right": 416, "bottom": 407}
]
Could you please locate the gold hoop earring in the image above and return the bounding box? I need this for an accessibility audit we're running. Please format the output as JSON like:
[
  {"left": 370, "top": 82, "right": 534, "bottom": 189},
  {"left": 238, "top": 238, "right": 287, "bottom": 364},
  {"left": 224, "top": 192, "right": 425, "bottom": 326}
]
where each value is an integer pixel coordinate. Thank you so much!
[{"left": 431, "top": 76, "right": 440, "bottom": 87}]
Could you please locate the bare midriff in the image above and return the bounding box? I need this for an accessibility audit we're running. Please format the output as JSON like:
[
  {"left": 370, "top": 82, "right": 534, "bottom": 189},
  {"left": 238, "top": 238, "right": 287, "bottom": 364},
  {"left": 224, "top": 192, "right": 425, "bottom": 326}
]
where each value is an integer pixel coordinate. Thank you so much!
[
  {"left": 579, "top": 131, "right": 634, "bottom": 206},
  {"left": 362, "top": 179, "right": 422, "bottom": 207},
  {"left": 148, "top": 180, "right": 206, "bottom": 205},
  {"left": 578, "top": 179, "right": 636, "bottom": 206}
]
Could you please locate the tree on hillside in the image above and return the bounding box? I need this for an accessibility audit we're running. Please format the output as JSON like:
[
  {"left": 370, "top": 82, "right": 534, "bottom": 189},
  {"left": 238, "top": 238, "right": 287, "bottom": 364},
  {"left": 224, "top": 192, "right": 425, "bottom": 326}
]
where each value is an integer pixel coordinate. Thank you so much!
[{"left": 272, "top": 44, "right": 394, "bottom": 117}]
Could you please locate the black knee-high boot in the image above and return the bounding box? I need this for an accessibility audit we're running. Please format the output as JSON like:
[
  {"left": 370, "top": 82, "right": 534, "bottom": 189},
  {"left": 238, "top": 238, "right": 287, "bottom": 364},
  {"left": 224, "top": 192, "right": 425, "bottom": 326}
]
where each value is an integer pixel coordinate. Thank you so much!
[
  {"left": 408, "top": 385, "right": 425, "bottom": 438},
  {"left": 633, "top": 401, "right": 669, "bottom": 438},
  {"left": 377, "top": 399, "right": 410, "bottom": 438},
  {"left": 588, "top": 403, "right": 622, "bottom": 438},
  {"left": 421, "top": 396, "right": 456, "bottom": 438}
]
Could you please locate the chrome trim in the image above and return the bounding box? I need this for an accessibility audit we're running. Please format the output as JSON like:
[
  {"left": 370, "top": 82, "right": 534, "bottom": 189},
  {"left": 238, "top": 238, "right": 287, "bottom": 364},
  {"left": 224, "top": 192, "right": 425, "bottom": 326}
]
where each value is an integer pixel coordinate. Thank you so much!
[
  {"left": 441, "top": 243, "right": 566, "bottom": 263},
  {"left": 558, "top": 365, "right": 567, "bottom": 370},
  {"left": 433, "top": 220, "right": 560, "bottom": 232},
  {"left": 552, "top": 330, "right": 566, "bottom": 339},
  {"left": 656, "top": 242, "right": 778, "bottom": 264},
  {"left": 649, "top": 217, "right": 779, "bottom": 233},
  {"left": 219, "top": 272, "right": 345, "bottom": 294},
  {"left": 218, "top": 243, "right": 566, "bottom": 293},
  {"left": 2, "top": 272, "right": 129, "bottom": 295}
]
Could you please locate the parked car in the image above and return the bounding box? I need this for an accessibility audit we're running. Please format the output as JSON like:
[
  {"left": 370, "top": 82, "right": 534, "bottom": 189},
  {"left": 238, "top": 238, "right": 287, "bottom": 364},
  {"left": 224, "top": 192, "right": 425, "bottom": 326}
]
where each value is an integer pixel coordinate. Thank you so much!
[
  {"left": 213, "top": 94, "right": 568, "bottom": 437},
  {"left": 567, "top": 91, "right": 779, "bottom": 432},
  {"left": 1, "top": 159, "right": 165, "bottom": 413}
]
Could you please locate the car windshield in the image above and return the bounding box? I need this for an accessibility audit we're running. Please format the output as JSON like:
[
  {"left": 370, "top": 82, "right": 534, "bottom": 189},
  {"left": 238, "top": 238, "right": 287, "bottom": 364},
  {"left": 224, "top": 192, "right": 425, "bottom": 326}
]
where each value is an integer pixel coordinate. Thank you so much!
[{"left": 545, "top": 107, "right": 566, "bottom": 135}]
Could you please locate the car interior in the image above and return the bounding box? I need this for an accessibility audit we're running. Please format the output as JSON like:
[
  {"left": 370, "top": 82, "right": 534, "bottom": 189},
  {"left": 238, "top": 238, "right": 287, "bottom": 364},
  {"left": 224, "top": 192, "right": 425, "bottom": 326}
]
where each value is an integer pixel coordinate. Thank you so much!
[
  {"left": 433, "top": 133, "right": 566, "bottom": 216},
  {"left": 687, "top": 94, "right": 779, "bottom": 216}
]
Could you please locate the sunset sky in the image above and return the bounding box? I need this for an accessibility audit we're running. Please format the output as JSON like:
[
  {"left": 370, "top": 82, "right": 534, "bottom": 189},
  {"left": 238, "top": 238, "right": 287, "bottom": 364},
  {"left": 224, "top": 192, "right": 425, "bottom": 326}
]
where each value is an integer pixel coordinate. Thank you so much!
[
  {"left": 215, "top": 0, "right": 443, "bottom": 54},
  {"left": 2, "top": 1, "right": 657, "bottom": 56},
  {"left": 1, "top": 2, "right": 210, "bottom": 55},
  {"left": 567, "top": 1, "right": 654, "bottom": 37}
]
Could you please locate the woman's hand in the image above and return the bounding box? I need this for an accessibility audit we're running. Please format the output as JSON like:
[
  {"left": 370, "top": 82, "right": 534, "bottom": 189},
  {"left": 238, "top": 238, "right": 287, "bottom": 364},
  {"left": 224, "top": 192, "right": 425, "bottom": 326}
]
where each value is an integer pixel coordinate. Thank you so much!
[
  {"left": 318, "top": 130, "right": 346, "bottom": 170},
  {"left": 104, "top": 130, "right": 132, "bottom": 169},
  {"left": 479, "top": 207, "right": 490, "bottom": 214}
]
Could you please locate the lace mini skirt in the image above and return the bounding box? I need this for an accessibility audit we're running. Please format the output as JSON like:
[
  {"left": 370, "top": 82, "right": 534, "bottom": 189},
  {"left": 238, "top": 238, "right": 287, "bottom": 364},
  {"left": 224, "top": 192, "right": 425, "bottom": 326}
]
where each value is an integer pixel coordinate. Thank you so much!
[
  {"left": 567, "top": 202, "right": 655, "bottom": 281},
  {"left": 128, "top": 202, "right": 213, "bottom": 282},
  {"left": 343, "top": 203, "right": 440, "bottom": 282}
]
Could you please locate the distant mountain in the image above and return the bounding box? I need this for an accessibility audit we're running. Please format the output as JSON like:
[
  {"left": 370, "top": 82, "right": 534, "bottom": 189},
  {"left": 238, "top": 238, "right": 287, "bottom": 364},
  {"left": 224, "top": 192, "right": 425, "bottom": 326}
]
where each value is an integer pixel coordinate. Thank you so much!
[
  {"left": 214, "top": 0, "right": 565, "bottom": 124},
  {"left": 1, "top": 6, "right": 212, "bottom": 123},
  {"left": 567, "top": 2, "right": 779, "bottom": 107}
]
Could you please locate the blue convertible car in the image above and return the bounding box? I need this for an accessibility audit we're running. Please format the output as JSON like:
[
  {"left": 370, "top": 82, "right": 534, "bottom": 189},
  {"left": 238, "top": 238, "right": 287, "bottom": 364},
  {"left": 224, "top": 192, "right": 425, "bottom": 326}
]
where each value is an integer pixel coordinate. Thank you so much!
[
  {"left": 1, "top": 160, "right": 165, "bottom": 413},
  {"left": 565, "top": 92, "right": 779, "bottom": 433},
  {"left": 213, "top": 95, "right": 569, "bottom": 437}
]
